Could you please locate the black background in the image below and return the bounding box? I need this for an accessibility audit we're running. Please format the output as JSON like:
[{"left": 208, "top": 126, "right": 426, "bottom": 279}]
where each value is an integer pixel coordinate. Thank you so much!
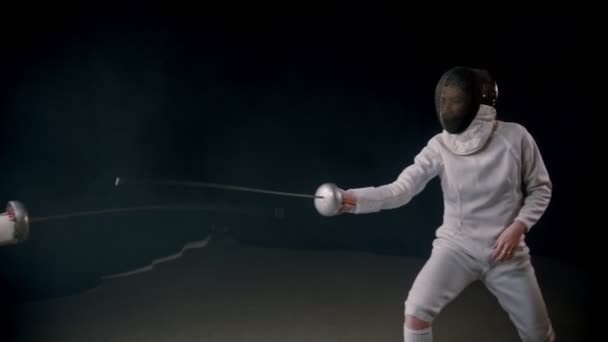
[{"left": 0, "top": 4, "right": 596, "bottom": 317}]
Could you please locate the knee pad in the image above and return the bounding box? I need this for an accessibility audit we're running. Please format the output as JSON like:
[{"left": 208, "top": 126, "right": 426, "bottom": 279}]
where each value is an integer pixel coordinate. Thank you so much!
[{"left": 404, "top": 301, "right": 436, "bottom": 324}]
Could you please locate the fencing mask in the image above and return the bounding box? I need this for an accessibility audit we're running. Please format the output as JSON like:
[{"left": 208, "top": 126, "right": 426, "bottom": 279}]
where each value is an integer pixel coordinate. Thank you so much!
[
  {"left": 435, "top": 66, "right": 482, "bottom": 134},
  {"left": 474, "top": 68, "right": 498, "bottom": 108}
]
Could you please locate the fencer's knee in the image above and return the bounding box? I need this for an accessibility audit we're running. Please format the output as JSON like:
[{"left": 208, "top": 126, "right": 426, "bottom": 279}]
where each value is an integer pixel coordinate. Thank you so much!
[{"left": 405, "top": 314, "right": 431, "bottom": 330}]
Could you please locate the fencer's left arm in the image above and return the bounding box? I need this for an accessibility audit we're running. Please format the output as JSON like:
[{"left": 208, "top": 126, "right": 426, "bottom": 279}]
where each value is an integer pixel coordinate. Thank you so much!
[{"left": 514, "top": 127, "right": 552, "bottom": 233}]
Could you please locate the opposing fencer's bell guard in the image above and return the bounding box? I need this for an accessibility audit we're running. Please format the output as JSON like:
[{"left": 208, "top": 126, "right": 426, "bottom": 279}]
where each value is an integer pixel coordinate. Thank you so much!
[{"left": 0, "top": 201, "right": 30, "bottom": 246}]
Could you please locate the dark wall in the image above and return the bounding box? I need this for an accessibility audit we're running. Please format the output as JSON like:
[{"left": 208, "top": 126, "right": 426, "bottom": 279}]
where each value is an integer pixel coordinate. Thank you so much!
[{"left": 0, "top": 7, "right": 595, "bottom": 303}]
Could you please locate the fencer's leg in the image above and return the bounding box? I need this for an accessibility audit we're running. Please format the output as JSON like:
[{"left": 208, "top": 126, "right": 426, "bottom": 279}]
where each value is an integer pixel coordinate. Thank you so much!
[
  {"left": 403, "top": 240, "right": 481, "bottom": 342},
  {"left": 404, "top": 315, "right": 432, "bottom": 342},
  {"left": 482, "top": 255, "right": 556, "bottom": 342}
]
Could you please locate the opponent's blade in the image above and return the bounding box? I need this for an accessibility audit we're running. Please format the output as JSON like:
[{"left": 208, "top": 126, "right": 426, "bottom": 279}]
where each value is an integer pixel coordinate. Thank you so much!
[
  {"left": 29, "top": 203, "right": 264, "bottom": 223},
  {"left": 115, "top": 177, "right": 324, "bottom": 199}
]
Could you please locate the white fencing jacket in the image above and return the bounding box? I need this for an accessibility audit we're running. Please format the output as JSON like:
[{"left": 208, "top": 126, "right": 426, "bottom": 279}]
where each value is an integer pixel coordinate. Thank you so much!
[{"left": 346, "top": 105, "right": 552, "bottom": 259}]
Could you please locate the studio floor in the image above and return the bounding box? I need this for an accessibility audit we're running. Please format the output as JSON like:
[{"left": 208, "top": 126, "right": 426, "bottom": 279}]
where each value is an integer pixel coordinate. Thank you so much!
[{"left": 8, "top": 237, "right": 589, "bottom": 342}]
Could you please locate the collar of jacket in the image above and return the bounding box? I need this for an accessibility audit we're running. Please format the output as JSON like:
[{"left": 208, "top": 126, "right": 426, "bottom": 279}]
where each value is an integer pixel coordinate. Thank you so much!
[{"left": 440, "top": 104, "right": 497, "bottom": 155}]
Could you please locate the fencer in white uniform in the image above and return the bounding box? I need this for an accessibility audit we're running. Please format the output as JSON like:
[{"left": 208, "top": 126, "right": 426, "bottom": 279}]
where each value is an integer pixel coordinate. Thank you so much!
[{"left": 339, "top": 67, "right": 555, "bottom": 342}]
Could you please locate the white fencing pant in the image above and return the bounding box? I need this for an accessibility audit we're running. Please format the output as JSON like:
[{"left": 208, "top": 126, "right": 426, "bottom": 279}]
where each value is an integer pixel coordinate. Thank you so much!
[{"left": 404, "top": 239, "right": 555, "bottom": 342}]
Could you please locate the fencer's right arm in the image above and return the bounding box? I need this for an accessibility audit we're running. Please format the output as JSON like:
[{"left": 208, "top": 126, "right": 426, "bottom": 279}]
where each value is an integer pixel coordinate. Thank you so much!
[{"left": 344, "top": 138, "right": 443, "bottom": 214}]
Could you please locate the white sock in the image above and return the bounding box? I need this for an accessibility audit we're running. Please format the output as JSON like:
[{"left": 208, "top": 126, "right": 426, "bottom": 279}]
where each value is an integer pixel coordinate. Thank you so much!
[{"left": 403, "top": 325, "right": 432, "bottom": 342}]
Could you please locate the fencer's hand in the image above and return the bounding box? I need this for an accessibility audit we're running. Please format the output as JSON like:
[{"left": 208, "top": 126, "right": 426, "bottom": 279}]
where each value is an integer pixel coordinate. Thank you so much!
[
  {"left": 336, "top": 189, "right": 356, "bottom": 214},
  {"left": 492, "top": 220, "right": 527, "bottom": 262},
  {"left": 7, "top": 208, "right": 16, "bottom": 222}
]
